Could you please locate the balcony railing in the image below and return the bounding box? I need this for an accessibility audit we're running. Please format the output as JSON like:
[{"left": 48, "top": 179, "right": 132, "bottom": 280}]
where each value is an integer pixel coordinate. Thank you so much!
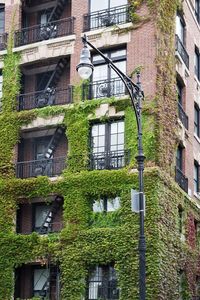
[
  {"left": 18, "top": 86, "right": 73, "bottom": 111},
  {"left": 175, "top": 167, "right": 188, "bottom": 193},
  {"left": 175, "top": 34, "right": 189, "bottom": 69},
  {"left": 14, "top": 17, "right": 75, "bottom": 47},
  {"left": 83, "top": 5, "right": 131, "bottom": 31},
  {"left": 178, "top": 102, "right": 188, "bottom": 129},
  {"left": 90, "top": 149, "right": 130, "bottom": 170},
  {"left": 16, "top": 157, "right": 66, "bottom": 179},
  {"left": 82, "top": 78, "right": 126, "bottom": 100},
  {"left": 0, "top": 33, "right": 8, "bottom": 50}
]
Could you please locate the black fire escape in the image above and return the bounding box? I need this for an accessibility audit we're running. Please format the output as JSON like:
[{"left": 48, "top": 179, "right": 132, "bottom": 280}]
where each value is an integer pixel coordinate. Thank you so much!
[
  {"left": 15, "top": 0, "right": 74, "bottom": 47},
  {"left": 16, "top": 126, "right": 66, "bottom": 178},
  {"left": 37, "top": 196, "right": 64, "bottom": 234},
  {"left": 19, "top": 57, "right": 71, "bottom": 110}
]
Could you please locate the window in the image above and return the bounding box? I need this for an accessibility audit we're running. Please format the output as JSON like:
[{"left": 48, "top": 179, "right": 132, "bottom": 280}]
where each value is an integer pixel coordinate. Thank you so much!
[
  {"left": 195, "top": 0, "right": 200, "bottom": 23},
  {"left": 91, "top": 49, "right": 126, "bottom": 98},
  {"left": 34, "top": 203, "right": 52, "bottom": 234},
  {"left": 90, "top": 120, "right": 125, "bottom": 169},
  {"left": 178, "top": 206, "right": 184, "bottom": 236},
  {"left": 0, "top": 5, "right": 5, "bottom": 34},
  {"left": 176, "top": 14, "right": 185, "bottom": 44},
  {"left": 86, "top": 265, "right": 119, "bottom": 300},
  {"left": 33, "top": 267, "right": 49, "bottom": 297},
  {"left": 195, "top": 220, "right": 200, "bottom": 248},
  {"left": 90, "top": 0, "right": 127, "bottom": 13},
  {"left": 176, "top": 145, "right": 183, "bottom": 171},
  {"left": 177, "top": 80, "right": 183, "bottom": 106},
  {"left": 195, "top": 47, "right": 200, "bottom": 80},
  {"left": 194, "top": 104, "right": 200, "bottom": 137},
  {"left": 194, "top": 161, "right": 199, "bottom": 194},
  {"left": 93, "top": 197, "right": 120, "bottom": 212}
]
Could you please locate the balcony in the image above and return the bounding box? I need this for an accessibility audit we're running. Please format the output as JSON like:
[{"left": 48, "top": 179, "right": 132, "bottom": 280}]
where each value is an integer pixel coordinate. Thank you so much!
[
  {"left": 83, "top": 5, "right": 131, "bottom": 32},
  {"left": 18, "top": 86, "right": 73, "bottom": 111},
  {"left": 175, "top": 34, "right": 189, "bottom": 69},
  {"left": 14, "top": 17, "right": 75, "bottom": 47},
  {"left": 178, "top": 102, "right": 188, "bottom": 129},
  {"left": 90, "top": 149, "right": 130, "bottom": 170},
  {"left": 82, "top": 78, "right": 126, "bottom": 100},
  {"left": 175, "top": 167, "right": 188, "bottom": 193},
  {"left": 16, "top": 157, "right": 66, "bottom": 179}
]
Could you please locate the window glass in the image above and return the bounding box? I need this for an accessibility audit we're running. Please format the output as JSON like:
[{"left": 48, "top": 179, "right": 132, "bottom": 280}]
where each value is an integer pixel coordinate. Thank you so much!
[
  {"left": 176, "top": 146, "right": 182, "bottom": 171},
  {"left": 0, "top": 5, "right": 5, "bottom": 34},
  {"left": 176, "top": 15, "right": 184, "bottom": 43},
  {"left": 195, "top": 49, "right": 200, "bottom": 79},
  {"left": 91, "top": 124, "right": 106, "bottom": 153},
  {"left": 90, "top": 0, "right": 108, "bottom": 12},
  {"left": 107, "top": 197, "right": 120, "bottom": 211},
  {"left": 93, "top": 199, "right": 104, "bottom": 212},
  {"left": 34, "top": 268, "right": 49, "bottom": 294},
  {"left": 35, "top": 205, "right": 50, "bottom": 229},
  {"left": 93, "top": 197, "right": 120, "bottom": 212},
  {"left": 176, "top": 81, "right": 182, "bottom": 105},
  {"left": 110, "top": 0, "right": 127, "bottom": 7},
  {"left": 110, "top": 121, "right": 124, "bottom": 152},
  {"left": 194, "top": 105, "right": 199, "bottom": 137},
  {"left": 194, "top": 162, "right": 199, "bottom": 193}
]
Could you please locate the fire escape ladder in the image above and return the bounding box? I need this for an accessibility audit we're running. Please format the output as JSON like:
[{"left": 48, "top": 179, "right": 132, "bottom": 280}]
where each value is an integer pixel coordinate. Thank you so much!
[
  {"left": 38, "top": 196, "right": 63, "bottom": 234},
  {"left": 39, "top": 274, "right": 50, "bottom": 296},
  {"left": 48, "top": 0, "right": 68, "bottom": 23},
  {"left": 44, "top": 126, "right": 65, "bottom": 159},
  {"left": 45, "top": 58, "right": 68, "bottom": 91}
]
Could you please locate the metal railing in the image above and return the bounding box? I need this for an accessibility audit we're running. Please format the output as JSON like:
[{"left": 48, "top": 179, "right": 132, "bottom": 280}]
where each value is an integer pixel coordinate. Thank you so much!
[
  {"left": 0, "top": 33, "right": 7, "bottom": 50},
  {"left": 18, "top": 86, "right": 73, "bottom": 111},
  {"left": 90, "top": 149, "right": 130, "bottom": 170},
  {"left": 82, "top": 78, "right": 126, "bottom": 100},
  {"left": 175, "top": 34, "right": 189, "bottom": 69},
  {"left": 175, "top": 167, "right": 188, "bottom": 193},
  {"left": 83, "top": 4, "right": 131, "bottom": 31},
  {"left": 14, "top": 17, "right": 75, "bottom": 47},
  {"left": 16, "top": 157, "right": 66, "bottom": 179},
  {"left": 178, "top": 102, "right": 188, "bottom": 129}
]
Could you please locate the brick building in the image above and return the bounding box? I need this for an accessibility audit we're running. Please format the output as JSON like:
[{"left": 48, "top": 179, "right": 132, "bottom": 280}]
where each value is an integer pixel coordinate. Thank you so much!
[{"left": 0, "top": 0, "right": 200, "bottom": 299}]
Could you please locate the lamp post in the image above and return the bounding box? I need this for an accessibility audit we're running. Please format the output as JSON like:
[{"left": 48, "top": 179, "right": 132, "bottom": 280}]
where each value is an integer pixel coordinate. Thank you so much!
[{"left": 76, "top": 34, "right": 146, "bottom": 300}]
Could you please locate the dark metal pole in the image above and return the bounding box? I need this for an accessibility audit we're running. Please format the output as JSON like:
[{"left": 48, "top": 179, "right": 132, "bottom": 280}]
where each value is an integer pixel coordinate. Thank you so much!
[
  {"left": 135, "top": 73, "right": 146, "bottom": 300},
  {"left": 79, "top": 36, "right": 146, "bottom": 300}
]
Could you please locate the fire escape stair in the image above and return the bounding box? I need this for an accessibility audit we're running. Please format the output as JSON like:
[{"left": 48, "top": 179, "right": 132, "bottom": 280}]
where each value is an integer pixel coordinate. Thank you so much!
[
  {"left": 48, "top": 0, "right": 68, "bottom": 22},
  {"left": 38, "top": 196, "right": 63, "bottom": 234},
  {"left": 33, "top": 126, "right": 65, "bottom": 177},
  {"left": 36, "top": 57, "right": 68, "bottom": 108}
]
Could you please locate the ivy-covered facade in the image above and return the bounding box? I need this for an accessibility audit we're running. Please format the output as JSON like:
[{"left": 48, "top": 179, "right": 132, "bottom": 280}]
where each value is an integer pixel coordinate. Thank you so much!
[{"left": 0, "top": 0, "right": 199, "bottom": 299}]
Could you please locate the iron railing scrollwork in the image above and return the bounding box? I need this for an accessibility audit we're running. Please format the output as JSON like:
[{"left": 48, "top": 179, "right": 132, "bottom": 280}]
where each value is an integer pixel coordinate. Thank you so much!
[
  {"left": 175, "top": 167, "right": 188, "bottom": 193},
  {"left": 83, "top": 5, "right": 131, "bottom": 31},
  {"left": 14, "top": 17, "right": 75, "bottom": 47},
  {"left": 178, "top": 102, "right": 188, "bottom": 129},
  {"left": 175, "top": 34, "right": 189, "bottom": 69},
  {"left": 18, "top": 86, "right": 73, "bottom": 111},
  {"left": 16, "top": 157, "right": 66, "bottom": 179},
  {"left": 90, "top": 149, "right": 130, "bottom": 170},
  {"left": 82, "top": 77, "right": 126, "bottom": 100}
]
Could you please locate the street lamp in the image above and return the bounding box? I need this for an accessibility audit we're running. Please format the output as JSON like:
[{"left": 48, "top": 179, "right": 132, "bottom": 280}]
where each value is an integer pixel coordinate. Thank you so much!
[{"left": 76, "top": 34, "right": 146, "bottom": 300}]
